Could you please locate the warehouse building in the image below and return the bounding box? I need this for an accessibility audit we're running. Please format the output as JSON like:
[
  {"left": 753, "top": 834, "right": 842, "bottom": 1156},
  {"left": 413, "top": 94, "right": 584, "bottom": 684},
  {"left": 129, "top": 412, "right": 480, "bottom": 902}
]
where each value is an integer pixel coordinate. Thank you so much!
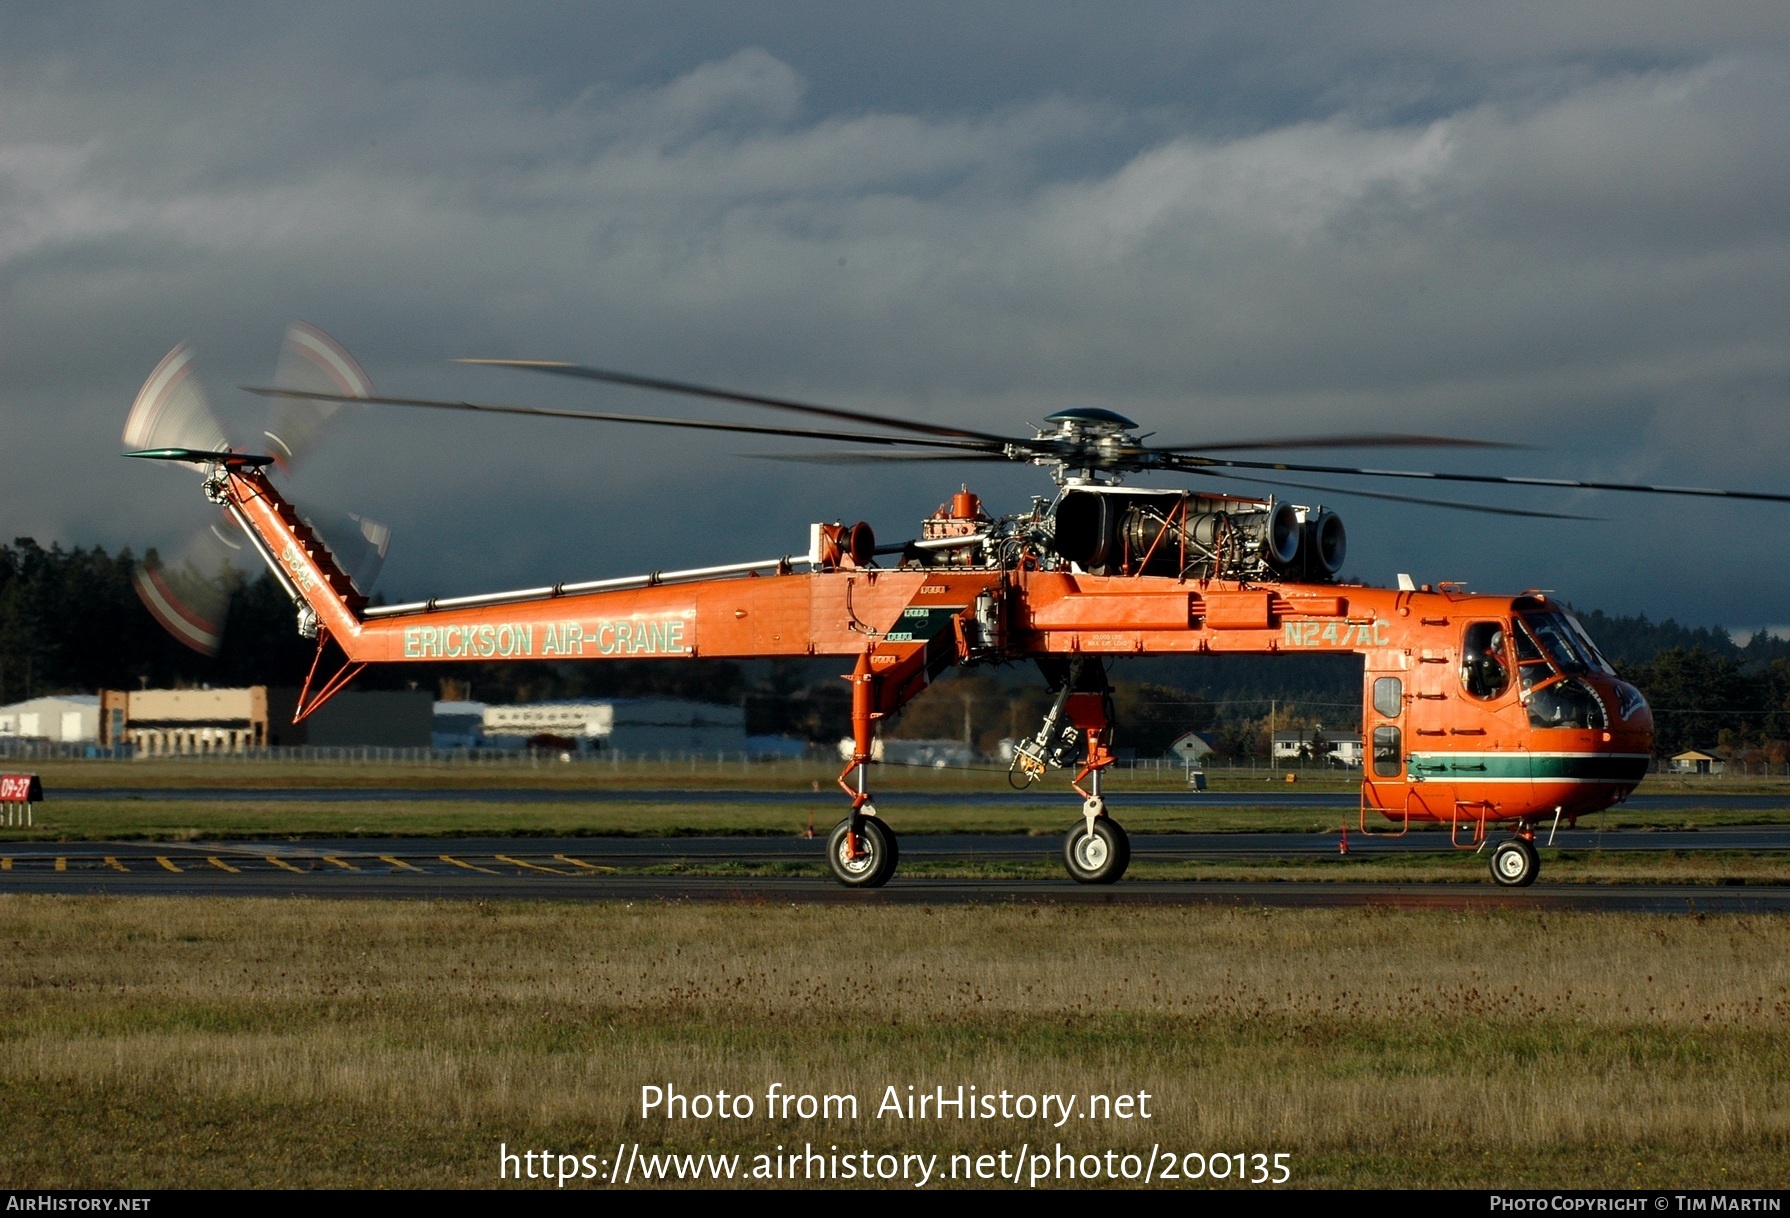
[
  {"left": 468, "top": 698, "right": 746, "bottom": 754},
  {"left": 96, "top": 686, "right": 433, "bottom": 754},
  {"left": 0, "top": 695, "right": 100, "bottom": 743}
]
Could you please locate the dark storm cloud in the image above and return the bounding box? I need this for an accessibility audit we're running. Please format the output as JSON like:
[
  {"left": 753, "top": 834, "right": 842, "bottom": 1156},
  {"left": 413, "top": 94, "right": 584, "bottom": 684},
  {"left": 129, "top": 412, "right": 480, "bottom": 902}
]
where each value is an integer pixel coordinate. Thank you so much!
[{"left": 2, "top": 4, "right": 1788, "bottom": 625}]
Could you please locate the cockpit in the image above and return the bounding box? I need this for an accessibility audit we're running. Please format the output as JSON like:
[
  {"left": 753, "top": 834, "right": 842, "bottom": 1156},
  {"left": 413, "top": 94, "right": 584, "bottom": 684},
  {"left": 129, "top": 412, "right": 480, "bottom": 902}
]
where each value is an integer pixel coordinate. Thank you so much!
[
  {"left": 1455, "top": 607, "right": 1647, "bottom": 732},
  {"left": 1511, "top": 609, "right": 1644, "bottom": 731}
]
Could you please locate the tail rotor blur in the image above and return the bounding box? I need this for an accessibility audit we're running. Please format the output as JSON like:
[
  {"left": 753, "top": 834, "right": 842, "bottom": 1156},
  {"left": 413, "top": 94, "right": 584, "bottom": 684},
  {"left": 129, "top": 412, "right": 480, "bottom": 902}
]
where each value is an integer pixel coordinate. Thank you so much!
[
  {"left": 132, "top": 517, "right": 243, "bottom": 655},
  {"left": 124, "top": 324, "right": 387, "bottom": 655},
  {"left": 263, "top": 322, "right": 373, "bottom": 472},
  {"left": 122, "top": 342, "right": 231, "bottom": 461}
]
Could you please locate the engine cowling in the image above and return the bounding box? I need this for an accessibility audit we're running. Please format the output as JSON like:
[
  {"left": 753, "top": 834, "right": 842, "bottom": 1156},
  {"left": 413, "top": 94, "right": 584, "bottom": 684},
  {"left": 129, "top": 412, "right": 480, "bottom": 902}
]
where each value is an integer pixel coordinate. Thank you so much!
[{"left": 1052, "top": 488, "right": 1337, "bottom": 580}]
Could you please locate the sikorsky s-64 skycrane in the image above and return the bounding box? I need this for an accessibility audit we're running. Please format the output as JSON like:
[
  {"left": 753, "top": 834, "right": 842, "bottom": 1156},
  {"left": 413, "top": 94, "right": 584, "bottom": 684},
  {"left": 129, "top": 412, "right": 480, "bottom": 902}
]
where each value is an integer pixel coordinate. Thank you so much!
[{"left": 124, "top": 326, "right": 1790, "bottom": 888}]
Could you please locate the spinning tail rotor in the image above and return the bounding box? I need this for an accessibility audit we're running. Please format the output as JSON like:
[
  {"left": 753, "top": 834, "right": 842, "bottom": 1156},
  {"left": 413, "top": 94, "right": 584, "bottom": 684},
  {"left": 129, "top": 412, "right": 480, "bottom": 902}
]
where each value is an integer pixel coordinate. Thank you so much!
[{"left": 124, "top": 324, "right": 388, "bottom": 655}]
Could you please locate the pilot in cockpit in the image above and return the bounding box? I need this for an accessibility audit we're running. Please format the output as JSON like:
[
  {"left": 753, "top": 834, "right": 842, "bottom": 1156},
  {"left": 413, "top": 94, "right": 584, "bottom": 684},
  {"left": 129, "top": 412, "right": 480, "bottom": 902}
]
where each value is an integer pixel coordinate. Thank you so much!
[{"left": 1463, "top": 624, "right": 1510, "bottom": 699}]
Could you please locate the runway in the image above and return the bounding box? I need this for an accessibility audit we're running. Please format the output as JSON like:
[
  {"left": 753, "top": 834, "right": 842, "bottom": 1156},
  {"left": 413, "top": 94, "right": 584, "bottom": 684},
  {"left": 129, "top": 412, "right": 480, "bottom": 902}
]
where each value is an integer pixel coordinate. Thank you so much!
[
  {"left": 2, "top": 832, "right": 1786, "bottom": 912},
  {"left": 43, "top": 788, "right": 1790, "bottom": 810}
]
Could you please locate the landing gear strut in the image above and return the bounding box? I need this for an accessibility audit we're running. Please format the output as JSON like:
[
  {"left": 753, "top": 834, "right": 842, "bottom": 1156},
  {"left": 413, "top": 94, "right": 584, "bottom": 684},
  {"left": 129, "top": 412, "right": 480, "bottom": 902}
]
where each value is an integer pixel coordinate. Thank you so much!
[
  {"left": 1052, "top": 662, "right": 1124, "bottom": 881},
  {"left": 1489, "top": 834, "right": 1539, "bottom": 887},
  {"left": 828, "top": 648, "right": 902, "bottom": 888}
]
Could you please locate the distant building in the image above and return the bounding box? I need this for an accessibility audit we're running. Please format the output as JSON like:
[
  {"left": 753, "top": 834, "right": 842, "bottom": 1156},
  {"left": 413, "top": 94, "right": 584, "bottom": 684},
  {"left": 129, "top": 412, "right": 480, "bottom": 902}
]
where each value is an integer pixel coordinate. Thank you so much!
[
  {"left": 480, "top": 698, "right": 746, "bottom": 754},
  {"left": 1169, "top": 731, "right": 1216, "bottom": 764},
  {"left": 838, "top": 737, "right": 974, "bottom": 767},
  {"left": 0, "top": 695, "right": 100, "bottom": 742},
  {"left": 746, "top": 735, "right": 810, "bottom": 760},
  {"left": 97, "top": 686, "right": 432, "bottom": 754},
  {"left": 100, "top": 687, "right": 272, "bottom": 754},
  {"left": 432, "top": 700, "right": 488, "bottom": 750},
  {"left": 299, "top": 690, "right": 433, "bottom": 748},
  {"left": 1272, "top": 728, "right": 1363, "bottom": 769},
  {"left": 1669, "top": 749, "right": 1725, "bottom": 776}
]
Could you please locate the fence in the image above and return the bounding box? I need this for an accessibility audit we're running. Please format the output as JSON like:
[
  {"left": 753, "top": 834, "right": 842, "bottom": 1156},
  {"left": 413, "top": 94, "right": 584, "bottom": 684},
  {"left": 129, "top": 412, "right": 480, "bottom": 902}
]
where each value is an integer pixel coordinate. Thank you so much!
[{"left": 0, "top": 737, "right": 1779, "bottom": 778}]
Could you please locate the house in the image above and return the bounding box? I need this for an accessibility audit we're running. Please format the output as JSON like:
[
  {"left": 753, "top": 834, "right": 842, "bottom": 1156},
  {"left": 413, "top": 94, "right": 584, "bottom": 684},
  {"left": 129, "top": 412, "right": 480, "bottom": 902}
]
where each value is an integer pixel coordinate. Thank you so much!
[
  {"left": 1271, "top": 727, "right": 1364, "bottom": 769},
  {"left": 1668, "top": 749, "right": 1726, "bottom": 776},
  {"left": 1169, "top": 731, "right": 1216, "bottom": 763}
]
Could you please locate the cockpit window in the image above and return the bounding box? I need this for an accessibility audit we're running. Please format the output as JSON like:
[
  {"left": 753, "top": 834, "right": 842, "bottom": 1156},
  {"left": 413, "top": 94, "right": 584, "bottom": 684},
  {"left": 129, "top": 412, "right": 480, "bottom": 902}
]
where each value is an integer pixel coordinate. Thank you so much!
[
  {"left": 1527, "top": 677, "right": 1608, "bottom": 731},
  {"left": 1563, "top": 612, "right": 1616, "bottom": 675},
  {"left": 1461, "top": 622, "right": 1510, "bottom": 700},
  {"left": 1511, "top": 620, "right": 1548, "bottom": 691},
  {"left": 1519, "top": 612, "right": 1606, "bottom": 674}
]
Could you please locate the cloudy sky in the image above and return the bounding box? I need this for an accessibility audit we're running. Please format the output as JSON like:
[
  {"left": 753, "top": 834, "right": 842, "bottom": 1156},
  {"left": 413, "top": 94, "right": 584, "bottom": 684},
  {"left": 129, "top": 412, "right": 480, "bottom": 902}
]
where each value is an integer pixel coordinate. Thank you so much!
[{"left": 4, "top": 3, "right": 1789, "bottom": 633}]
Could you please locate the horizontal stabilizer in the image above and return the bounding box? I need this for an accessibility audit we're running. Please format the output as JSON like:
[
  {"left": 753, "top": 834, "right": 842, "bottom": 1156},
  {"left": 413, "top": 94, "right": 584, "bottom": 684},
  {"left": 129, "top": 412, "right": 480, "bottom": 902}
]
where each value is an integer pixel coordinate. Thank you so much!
[{"left": 125, "top": 448, "right": 275, "bottom": 467}]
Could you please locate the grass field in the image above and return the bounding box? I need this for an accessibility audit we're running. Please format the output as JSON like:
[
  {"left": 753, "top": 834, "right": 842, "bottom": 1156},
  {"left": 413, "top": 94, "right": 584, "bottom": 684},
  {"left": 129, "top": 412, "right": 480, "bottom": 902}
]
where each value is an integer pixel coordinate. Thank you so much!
[{"left": 1, "top": 896, "right": 1785, "bottom": 1189}]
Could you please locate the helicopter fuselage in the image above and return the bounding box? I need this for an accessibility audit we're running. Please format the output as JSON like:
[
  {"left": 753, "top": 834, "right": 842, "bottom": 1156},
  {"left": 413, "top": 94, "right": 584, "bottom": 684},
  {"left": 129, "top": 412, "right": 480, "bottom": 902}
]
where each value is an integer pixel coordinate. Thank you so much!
[{"left": 221, "top": 462, "right": 1652, "bottom": 857}]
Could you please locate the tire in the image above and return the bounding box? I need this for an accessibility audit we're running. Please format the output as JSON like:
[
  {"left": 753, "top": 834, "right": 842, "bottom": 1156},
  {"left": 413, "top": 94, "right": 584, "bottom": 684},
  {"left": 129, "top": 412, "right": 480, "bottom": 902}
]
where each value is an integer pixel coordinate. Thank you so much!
[
  {"left": 1063, "top": 817, "right": 1130, "bottom": 884},
  {"left": 1489, "top": 837, "right": 1539, "bottom": 887},
  {"left": 827, "top": 816, "right": 899, "bottom": 888}
]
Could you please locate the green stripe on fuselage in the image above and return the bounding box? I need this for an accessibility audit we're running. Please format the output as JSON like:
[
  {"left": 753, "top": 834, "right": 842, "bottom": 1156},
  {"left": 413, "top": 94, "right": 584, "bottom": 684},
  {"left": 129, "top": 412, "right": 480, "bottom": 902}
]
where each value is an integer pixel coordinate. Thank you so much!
[{"left": 1406, "top": 753, "right": 1649, "bottom": 783}]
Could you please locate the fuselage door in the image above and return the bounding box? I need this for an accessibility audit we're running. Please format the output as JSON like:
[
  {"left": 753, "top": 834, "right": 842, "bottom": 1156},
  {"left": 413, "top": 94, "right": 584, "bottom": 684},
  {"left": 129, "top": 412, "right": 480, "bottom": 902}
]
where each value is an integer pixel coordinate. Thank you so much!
[
  {"left": 1362, "top": 670, "right": 1411, "bottom": 818},
  {"left": 1454, "top": 620, "right": 1532, "bottom": 816}
]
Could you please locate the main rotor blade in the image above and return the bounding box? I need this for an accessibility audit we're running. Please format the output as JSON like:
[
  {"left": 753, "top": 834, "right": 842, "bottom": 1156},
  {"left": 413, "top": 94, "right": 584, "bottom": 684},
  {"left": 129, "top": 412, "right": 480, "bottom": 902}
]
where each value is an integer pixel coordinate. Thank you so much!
[
  {"left": 456, "top": 358, "right": 1020, "bottom": 446},
  {"left": 1164, "top": 454, "right": 1790, "bottom": 505},
  {"left": 1156, "top": 432, "right": 1520, "bottom": 454},
  {"left": 747, "top": 451, "right": 1013, "bottom": 465},
  {"left": 1197, "top": 469, "right": 1600, "bottom": 520},
  {"left": 242, "top": 386, "right": 1003, "bottom": 452}
]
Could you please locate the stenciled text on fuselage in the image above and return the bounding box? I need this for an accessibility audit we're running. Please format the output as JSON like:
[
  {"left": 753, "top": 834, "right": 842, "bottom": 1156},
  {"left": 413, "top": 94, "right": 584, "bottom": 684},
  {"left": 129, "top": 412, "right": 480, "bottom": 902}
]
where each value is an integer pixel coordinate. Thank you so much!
[{"left": 400, "top": 616, "right": 690, "bottom": 659}]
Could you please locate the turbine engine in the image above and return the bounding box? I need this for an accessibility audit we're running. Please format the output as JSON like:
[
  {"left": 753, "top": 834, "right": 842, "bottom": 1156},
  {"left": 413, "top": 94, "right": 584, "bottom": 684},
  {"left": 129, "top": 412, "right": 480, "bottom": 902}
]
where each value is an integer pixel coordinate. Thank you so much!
[{"left": 1050, "top": 487, "right": 1345, "bottom": 581}]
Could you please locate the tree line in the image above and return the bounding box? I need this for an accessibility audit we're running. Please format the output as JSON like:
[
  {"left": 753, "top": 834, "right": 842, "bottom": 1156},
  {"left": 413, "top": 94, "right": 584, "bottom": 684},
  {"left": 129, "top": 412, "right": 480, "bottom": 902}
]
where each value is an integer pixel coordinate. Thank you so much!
[{"left": 3, "top": 537, "right": 1786, "bottom": 757}]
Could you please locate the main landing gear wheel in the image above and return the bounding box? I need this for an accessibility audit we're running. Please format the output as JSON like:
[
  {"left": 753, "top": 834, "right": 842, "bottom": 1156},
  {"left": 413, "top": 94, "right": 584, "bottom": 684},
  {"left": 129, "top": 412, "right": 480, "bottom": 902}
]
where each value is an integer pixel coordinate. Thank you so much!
[
  {"left": 1063, "top": 817, "right": 1130, "bottom": 884},
  {"left": 827, "top": 816, "right": 899, "bottom": 888},
  {"left": 1489, "top": 837, "right": 1539, "bottom": 888}
]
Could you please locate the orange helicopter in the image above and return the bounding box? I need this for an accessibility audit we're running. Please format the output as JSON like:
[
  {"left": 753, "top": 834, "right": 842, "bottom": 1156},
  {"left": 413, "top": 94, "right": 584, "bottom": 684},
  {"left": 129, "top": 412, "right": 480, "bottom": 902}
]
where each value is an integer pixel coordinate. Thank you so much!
[{"left": 123, "top": 328, "right": 1790, "bottom": 888}]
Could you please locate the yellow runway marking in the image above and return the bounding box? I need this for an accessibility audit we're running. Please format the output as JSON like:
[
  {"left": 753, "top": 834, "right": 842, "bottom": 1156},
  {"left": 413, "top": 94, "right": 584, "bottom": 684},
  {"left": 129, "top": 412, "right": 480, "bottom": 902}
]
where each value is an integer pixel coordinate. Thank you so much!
[
  {"left": 440, "top": 855, "right": 500, "bottom": 875},
  {"left": 379, "top": 855, "right": 423, "bottom": 873},
  {"left": 103, "top": 857, "right": 128, "bottom": 872},
  {"left": 497, "top": 854, "right": 568, "bottom": 875},
  {"left": 54, "top": 857, "right": 66, "bottom": 872},
  {"left": 155, "top": 856, "right": 181, "bottom": 873},
  {"left": 207, "top": 857, "right": 240, "bottom": 874},
  {"left": 555, "top": 854, "right": 616, "bottom": 873},
  {"left": 265, "top": 856, "right": 305, "bottom": 873},
  {"left": 322, "top": 856, "right": 359, "bottom": 871}
]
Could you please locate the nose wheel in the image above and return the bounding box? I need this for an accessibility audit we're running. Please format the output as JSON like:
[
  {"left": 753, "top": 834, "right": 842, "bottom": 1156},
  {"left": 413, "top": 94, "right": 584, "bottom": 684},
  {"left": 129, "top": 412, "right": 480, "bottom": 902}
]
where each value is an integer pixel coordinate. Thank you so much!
[
  {"left": 1489, "top": 836, "right": 1539, "bottom": 887},
  {"left": 1063, "top": 800, "right": 1130, "bottom": 884},
  {"left": 827, "top": 814, "right": 899, "bottom": 888}
]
